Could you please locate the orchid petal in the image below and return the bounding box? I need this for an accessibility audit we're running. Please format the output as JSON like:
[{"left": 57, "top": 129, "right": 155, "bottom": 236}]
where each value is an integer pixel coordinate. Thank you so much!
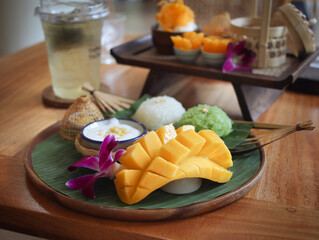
[
  {"left": 114, "top": 149, "right": 126, "bottom": 162},
  {"left": 225, "top": 42, "right": 234, "bottom": 58},
  {"left": 222, "top": 40, "right": 256, "bottom": 73},
  {"left": 99, "top": 135, "right": 118, "bottom": 169},
  {"left": 234, "top": 40, "right": 246, "bottom": 54},
  {"left": 66, "top": 173, "right": 105, "bottom": 199},
  {"left": 241, "top": 51, "right": 256, "bottom": 65},
  {"left": 66, "top": 175, "right": 95, "bottom": 190},
  {"left": 81, "top": 172, "right": 105, "bottom": 199},
  {"left": 66, "top": 133, "right": 125, "bottom": 199},
  {"left": 100, "top": 149, "right": 125, "bottom": 172},
  {"left": 222, "top": 58, "right": 235, "bottom": 72},
  {"left": 100, "top": 157, "right": 114, "bottom": 172},
  {"left": 99, "top": 135, "right": 119, "bottom": 171},
  {"left": 99, "top": 135, "right": 114, "bottom": 158},
  {"left": 68, "top": 156, "right": 99, "bottom": 171}
]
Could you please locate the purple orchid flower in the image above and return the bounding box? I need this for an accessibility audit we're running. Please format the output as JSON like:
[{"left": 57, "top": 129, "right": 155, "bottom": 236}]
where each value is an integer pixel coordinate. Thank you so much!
[
  {"left": 66, "top": 135, "right": 125, "bottom": 199},
  {"left": 222, "top": 40, "right": 256, "bottom": 73}
]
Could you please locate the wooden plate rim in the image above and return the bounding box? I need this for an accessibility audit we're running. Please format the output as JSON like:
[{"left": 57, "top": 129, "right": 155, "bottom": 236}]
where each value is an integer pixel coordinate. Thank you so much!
[{"left": 24, "top": 122, "right": 266, "bottom": 221}]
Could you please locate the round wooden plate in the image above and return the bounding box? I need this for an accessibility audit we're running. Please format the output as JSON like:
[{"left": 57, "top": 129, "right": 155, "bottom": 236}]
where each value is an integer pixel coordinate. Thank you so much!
[{"left": 24, "top": 122, "right": 266, "bottom": 221}]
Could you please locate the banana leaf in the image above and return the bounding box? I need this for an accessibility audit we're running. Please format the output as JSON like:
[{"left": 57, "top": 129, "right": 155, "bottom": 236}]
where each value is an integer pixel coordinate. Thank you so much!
[
  {"left": 31, "top": 132, "right": 260, "bottom": 209},
  {"left": 31, "top": 96, "right": 256, "bottom": 209},
  {"left": 222, "top": 122, "right": 252, "bottom": 149}
]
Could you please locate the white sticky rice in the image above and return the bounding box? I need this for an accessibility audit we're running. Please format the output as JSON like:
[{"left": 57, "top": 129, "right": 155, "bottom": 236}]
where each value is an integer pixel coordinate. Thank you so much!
[{"left": 132, "top": 96, "right": 186, "bottom": 130}]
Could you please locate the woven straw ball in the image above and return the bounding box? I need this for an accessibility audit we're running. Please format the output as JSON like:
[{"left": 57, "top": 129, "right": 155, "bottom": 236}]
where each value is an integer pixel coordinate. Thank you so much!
[{"left": 59, "top": 95, "right": 104, "bottom": 141}]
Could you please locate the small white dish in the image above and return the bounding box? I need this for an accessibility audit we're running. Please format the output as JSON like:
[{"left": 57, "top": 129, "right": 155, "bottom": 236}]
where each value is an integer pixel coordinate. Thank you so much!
[
  {"left": 81, "top": 118, "right": 147, "bottom": 150},
  {"left": 174, "top": 47, "right": 200, "bottom": 64},
  {"left": 201, "top": 49, "right": 226, "bottom": 67}
]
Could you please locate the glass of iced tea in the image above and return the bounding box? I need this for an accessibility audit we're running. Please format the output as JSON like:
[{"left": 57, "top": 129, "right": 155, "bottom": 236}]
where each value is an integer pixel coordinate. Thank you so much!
[
  {"left": 35, "top": 0, "right": 109, "bottom": 100},
  {"left": 101, "top": 13, "right": 126, "bottom": 64}
]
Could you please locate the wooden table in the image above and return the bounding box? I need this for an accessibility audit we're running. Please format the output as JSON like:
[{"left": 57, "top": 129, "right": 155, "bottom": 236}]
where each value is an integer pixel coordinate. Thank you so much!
[{"left": 0, "top": 42, "right": 318, "bottom": 240}]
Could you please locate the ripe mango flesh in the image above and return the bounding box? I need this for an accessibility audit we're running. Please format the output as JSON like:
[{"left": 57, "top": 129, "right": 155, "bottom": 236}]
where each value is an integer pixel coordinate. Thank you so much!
[
  {"left": 156, "top": 124, "right": 177, "bottom": 144},
  {"left": 135, "top": 131, "right": 162, "bottom": 159},
  {"left": 114, "top": 125, "right": 233, "bottom": 205}
]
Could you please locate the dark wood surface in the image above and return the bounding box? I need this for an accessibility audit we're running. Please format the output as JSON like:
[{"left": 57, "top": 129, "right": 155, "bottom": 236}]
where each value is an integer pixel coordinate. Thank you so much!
[{"left": 0, "top": 42, "right": 319, "bottom": 239}]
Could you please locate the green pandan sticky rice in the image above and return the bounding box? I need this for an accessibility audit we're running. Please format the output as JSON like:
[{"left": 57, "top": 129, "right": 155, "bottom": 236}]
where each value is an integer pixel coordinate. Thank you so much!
[{"left": 176, "top": 104, "right": 232, "bottom": 137}]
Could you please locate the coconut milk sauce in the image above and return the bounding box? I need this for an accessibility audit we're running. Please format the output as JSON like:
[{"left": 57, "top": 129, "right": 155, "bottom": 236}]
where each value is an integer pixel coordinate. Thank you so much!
[{"left": 85, "top": 118, "right": 141, "bottom": 141}]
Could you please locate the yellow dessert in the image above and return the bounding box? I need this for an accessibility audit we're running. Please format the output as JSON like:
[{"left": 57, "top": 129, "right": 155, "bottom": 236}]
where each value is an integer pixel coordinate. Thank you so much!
[
  {"left": 202, "top": 36, "right": 232, "bottom": 53},
  {"left": 114, "top": 124, "right": 233, "bottom": 205},
  {"left": 171, "top": 31, "right": 204, "bottom": 51},
  {"left": 156, "top": 0, "right": 196, "bottom": 32}
]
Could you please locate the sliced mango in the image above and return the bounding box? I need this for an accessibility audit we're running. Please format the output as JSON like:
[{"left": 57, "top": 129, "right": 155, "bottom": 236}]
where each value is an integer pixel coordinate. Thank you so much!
[
  {"left": 176, "top": 125, "right": 195, "bottom": 134},
  {"left": 139, "top": 172, "right": 170, "bottom": 190},
  {"left": 114, "top": 169, "right": 142, "bottom": 187},
  {"left": 198, "top": 130, "right": 233, "bottom": 168},
  {"left": 114, "top": 124, "right": 233, "bottom": 205},
  {"left": 175, "top": 129, "right": 206, "bottom": 156},
  {"left": 135, "top": 131, "right": 162, "bottom": 159},
  {"left": 178, "top": 159, "right": 200, "bottom": 176},
  {"left": 158, "top": 139, "right": 190, "bottom": 164},
  {"left": 182, "top": 156, "right": 232, "bottom": 183},
  {"left": 119, "top": 143, "right": 151, "bottom": 170},
  {"left": 113, "top": 184, "right": 135, "bottom": 204},
  {"left": 156, "top": 124, "right": 177, "bottom": 144},
  {"left": 147, "top": 156, "right": 179, "bottom": 178}
]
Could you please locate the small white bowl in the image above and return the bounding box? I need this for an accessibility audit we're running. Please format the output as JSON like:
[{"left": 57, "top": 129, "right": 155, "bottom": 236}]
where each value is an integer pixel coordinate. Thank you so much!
[
  {"left": 201, "top": 49, "right": 226, "bottom": 67},
  {"left": 81, "top": 118, "right": 147, "bottom": 150},
  {"left": 174, "top": 47, "right": 200, "bottom": 64}
]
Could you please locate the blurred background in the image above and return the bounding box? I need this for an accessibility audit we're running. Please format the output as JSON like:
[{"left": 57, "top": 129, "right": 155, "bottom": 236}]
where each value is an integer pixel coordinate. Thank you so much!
[
  {"left": 0, "top": 0, "right": 317, "bottom": 57},
  {"left": 0, "top": 0, "right": 319, "bottom": 56},
  {"left": 0, "top": 0, "right": 158, "bottom": 57}
]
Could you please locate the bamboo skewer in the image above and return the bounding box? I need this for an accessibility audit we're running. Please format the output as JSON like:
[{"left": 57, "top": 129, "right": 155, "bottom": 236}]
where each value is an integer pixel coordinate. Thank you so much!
[
  {"left": 233, "top": 120, "right": 293, "bottom": 129},
  {"left": 82, "top": 82, "right": 134, "bottom": 116},
  {"left": 231, "top": 120, "right": 315, "bottom": 154}
]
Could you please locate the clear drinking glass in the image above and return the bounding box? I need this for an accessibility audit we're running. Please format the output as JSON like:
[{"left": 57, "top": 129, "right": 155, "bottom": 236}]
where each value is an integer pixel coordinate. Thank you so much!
[
  {"left": 101, "top": 13, "right": 126, "bottom": 64},
  {"left": 35, "top": 0, "right": 109, "bottom": 100}
]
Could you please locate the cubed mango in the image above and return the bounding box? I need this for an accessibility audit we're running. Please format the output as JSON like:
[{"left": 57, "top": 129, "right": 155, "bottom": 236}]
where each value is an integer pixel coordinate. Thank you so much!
[
  {"left": 147, "top": 156, "right": 179, "bottom": 178},
  {"left": 119, "top": 143, "right": 151, "bottom": 170},
  {"left": 175, "top": 129, "right": 206, "bottom": 156},
  {"left": 156, "top": 124, "right": 177, "bottom": 144},
  {"left": 176, "top": 125, "right": 195, "bottom": 135},
  {"left": 158, "top": 139, "right": 190, "bottom": 164},
  {"left": 135, "top": 131, "right": 162, "bottom": 159}
]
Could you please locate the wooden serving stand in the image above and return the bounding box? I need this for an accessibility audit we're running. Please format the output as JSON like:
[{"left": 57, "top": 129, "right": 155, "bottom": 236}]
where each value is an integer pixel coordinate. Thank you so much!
[
  {"left": 111, "top": 35, "right": 319, "bottom": 121},
  {"left": 111, "top": 0, "right": 318, "bottom": 121}
]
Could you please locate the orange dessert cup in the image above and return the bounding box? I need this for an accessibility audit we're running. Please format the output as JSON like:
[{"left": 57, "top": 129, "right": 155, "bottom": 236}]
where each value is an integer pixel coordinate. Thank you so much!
[{"left": 152, "top": 0, "right": 198, "bottom": 54}]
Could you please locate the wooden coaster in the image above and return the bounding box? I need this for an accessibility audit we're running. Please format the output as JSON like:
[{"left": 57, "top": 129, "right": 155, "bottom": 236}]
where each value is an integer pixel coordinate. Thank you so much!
[{"left": 42, "top": 86, "right": 75, "bottom": 108}]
